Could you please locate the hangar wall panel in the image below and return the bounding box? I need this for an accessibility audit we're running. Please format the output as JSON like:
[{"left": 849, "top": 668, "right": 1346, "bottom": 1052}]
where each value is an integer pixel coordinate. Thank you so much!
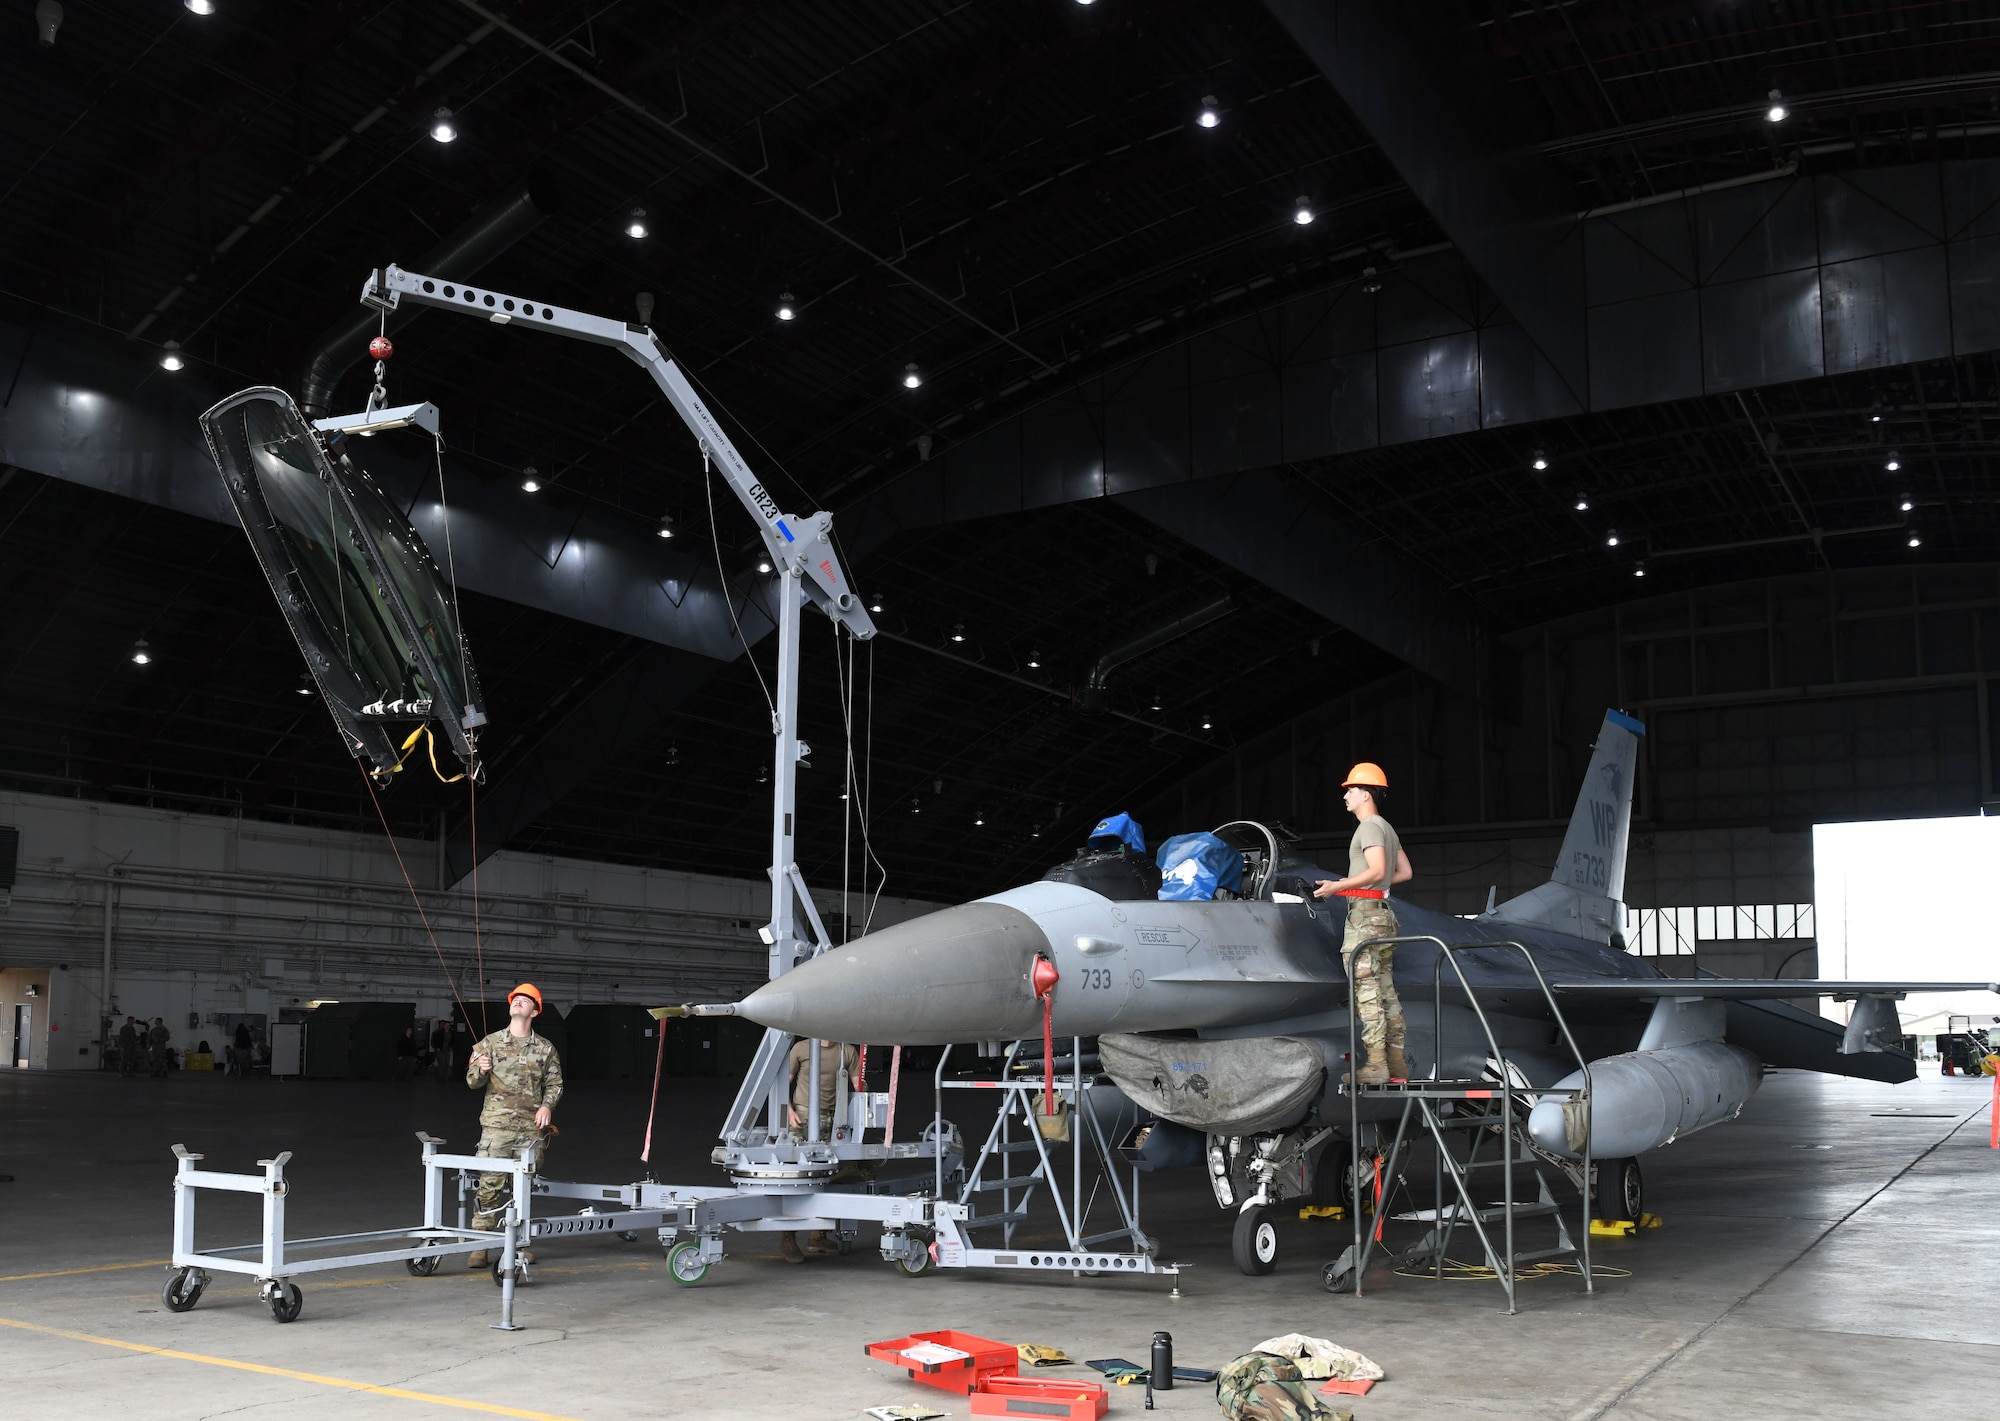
[
  {"left": 1143, "top": 566, "right": 1998, "bottom": 925},
  {"left": 0, "top": 789, "right": 937, "bottom": 1069}
]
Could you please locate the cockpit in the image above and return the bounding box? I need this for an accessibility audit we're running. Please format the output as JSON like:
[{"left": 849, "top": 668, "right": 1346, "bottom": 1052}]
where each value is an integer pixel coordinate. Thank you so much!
[{"left": 1040, "top": 814, "right": 1320, "bottom": 904}]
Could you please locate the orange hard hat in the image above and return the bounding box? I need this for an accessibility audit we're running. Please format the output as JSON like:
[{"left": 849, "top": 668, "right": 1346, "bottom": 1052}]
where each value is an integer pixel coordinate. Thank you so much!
[
  {"left": 509, "top": 983, "right": 543, "bottom": 1012},
  {"left": 1341, "top": 762, "right": 1389, "bottom": 789}
]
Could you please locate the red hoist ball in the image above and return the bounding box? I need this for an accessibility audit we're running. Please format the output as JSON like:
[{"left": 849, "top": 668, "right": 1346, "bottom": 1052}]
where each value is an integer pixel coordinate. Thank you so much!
[{"left": 368, "top": 336, "right": 394, "bottom": 361}]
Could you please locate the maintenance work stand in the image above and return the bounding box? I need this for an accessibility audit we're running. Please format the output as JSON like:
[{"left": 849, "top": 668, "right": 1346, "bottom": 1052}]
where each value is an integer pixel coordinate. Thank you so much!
[{"left": 1328, "top": 936, "right": 1596, "bottom": 1314}]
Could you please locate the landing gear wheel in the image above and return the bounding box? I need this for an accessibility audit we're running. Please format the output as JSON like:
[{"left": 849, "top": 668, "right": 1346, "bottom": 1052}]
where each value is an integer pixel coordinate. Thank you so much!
[
  {"left": 405, "top": 1253, "right": 441, "bottom": 1277},
  {"left": 1232, "top": 1206, "right": 1279, "bottom": 1276},
  {"left": 1593, "top": 1157, "right": 1643, "bottom": 1222},
  {"left": 162, "top": 1268, "right": 205, "bottom": 1312},
  {"left": 666, "top": 1240, "right": 709, "bottom": 1286},
  {"left": 893, "top": 1229, "right": 934, "bottom": 1278},
  {"left": 266, "top": 1281, "right": 302, "bottom": 1324}
]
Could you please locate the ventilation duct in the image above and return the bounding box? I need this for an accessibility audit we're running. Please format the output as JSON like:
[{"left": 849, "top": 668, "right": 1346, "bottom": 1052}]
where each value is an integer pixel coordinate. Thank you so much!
[{"left": 299, "top": 178, "right": 559, "bottom": 415}]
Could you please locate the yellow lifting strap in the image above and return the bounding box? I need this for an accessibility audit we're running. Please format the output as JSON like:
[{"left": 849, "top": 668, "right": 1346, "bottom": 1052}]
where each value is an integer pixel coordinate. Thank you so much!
[{"left": 398, "top": 723, "right": 465, "bottom": 783}]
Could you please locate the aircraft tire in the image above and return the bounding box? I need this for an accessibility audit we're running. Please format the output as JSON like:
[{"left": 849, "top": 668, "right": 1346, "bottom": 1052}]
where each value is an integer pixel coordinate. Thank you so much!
[
  {"left": 1593, "top": 1156, "right": 1643, "bottom": 1222},
  {"left": 1232, "top": 1206, "right": 1279, "bottom": 1276}
]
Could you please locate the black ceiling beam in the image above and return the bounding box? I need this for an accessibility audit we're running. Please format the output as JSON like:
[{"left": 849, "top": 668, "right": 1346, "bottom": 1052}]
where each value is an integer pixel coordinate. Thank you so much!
[
  {"left": 1262, "top": 0, "right": 1590, "bottom": 406},
  {"left": 438, "top": 641, "right": 727, "bottom": 889},
  {"left": 1117, "top": 470, "right": 1483, "bottom": 697}
]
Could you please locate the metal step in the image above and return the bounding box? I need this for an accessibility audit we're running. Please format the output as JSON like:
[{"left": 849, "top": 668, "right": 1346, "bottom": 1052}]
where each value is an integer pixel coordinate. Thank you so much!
[
  {"left": 969, "top": 1173, "right": 1045, "bottom": 1192},
  {"left": 957, "top": 1210, "right": 1029, "bottom": 1230}
]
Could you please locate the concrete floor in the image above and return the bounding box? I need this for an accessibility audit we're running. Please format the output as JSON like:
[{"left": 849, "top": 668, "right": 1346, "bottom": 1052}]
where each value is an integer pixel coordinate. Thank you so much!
[{"left": 0, "top": 1064, "right": 1993, "bottom": 1420}]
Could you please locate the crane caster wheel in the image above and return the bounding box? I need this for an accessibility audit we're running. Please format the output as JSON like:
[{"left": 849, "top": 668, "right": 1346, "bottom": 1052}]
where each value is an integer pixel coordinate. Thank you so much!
[
  {"left": 1233, "top": 1206, "right": 1279, "bottom": 1276},
  {"left": 666, "top": 1240, "right": 709, "bottom": 1286},
  {"left": 162, "top": 1268, "right": 206, "bottom": 1313},
  {"left": 405, "top": 1253, "right": 440, "bottom": 1277},
  {"left": 1321, "top": 1244, "right": 1358, "bottom": 1294},
  {"left": 491, "top": 1258, "right": 532, "bottom": 1288},
  {"left": 265, "top": 1281, "right": 302, "bottom": 1323},
  {"left": 620, "top": 1231, "right": 639, "bottom": 1243},
  {"left": 892, "top": 1230, "right": 934, "bottom": 1278}
]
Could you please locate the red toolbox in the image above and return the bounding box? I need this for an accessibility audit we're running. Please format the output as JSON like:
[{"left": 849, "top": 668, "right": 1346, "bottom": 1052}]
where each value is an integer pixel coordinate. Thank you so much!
[
  {"left": 865, "top": 1330, "right": 1018, "bottom": 1394},
  {"left": 971, "top": 1376, "right": 1111, "bottom": 1420}
]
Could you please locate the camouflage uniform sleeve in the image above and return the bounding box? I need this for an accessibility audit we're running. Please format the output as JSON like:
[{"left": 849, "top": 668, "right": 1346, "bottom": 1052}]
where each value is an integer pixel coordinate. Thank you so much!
[
  {"left": 539, "top": 1037, "right": 564, "bottom": 1112},
  {"left": 466, "top": 1031, "right": 491, "bottom": 1089}
]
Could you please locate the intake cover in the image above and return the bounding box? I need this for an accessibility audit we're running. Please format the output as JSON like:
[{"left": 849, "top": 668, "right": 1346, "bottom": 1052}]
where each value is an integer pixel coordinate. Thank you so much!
[{"left": 1099, "top": 1032, "right": 1323, "bottom": 1135}]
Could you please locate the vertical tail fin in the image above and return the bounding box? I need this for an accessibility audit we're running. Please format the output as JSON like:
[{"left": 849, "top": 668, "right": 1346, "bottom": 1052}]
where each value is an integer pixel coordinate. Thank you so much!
[{"left": 1490, "top": 709, "right": 1644, "bottom": 944}]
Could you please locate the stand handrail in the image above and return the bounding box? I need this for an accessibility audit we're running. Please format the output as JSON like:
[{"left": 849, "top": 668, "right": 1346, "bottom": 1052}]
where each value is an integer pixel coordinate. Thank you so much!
[{"left": 1344, "top": 933, "right": 1594, "bottom": 1305}]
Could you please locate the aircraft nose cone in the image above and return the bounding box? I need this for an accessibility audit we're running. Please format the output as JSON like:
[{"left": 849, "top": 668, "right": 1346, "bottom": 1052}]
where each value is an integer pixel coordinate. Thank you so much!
[{"left": 738, "top": 901, "right": 1052, "bottom": 1045}]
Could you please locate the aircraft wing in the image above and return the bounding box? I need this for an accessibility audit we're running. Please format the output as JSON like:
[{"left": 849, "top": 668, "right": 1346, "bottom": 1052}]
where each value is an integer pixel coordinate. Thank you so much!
[{"left": 1551, "top": 980, "right": 1998, "bottom": 999}]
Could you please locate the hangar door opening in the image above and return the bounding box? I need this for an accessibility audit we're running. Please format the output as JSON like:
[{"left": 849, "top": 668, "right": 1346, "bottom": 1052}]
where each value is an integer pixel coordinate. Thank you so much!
[{"left": 1814, "top": 816, "right": 2000, "bottom": 1038}]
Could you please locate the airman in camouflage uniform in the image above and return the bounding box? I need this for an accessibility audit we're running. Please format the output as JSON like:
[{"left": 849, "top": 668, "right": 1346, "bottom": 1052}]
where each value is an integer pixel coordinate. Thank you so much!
[
  {"left": 464, "top": 985, "right": 563, "bottom": 1268},
  {"left": 116, "top": 1017, "right": 139, "bottom": 1077},
  {"left": 1313, "top": 764, "right": 1413, "bottom": 1085}
]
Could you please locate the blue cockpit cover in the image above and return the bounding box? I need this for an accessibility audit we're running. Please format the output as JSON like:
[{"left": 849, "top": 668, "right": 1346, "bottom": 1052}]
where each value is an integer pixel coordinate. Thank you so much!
[
  {"left": 1088, "top": 812, "right": 1147, "bottom": 855},
  {"left": 1156, "top": 831, "right": 1244, "bottom": 901}
]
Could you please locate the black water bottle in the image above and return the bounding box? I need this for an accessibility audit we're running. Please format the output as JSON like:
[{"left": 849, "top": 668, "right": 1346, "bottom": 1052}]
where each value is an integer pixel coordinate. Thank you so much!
[{"left": 1151, "top": 1331, "right": 1174, "bottom": 1391}]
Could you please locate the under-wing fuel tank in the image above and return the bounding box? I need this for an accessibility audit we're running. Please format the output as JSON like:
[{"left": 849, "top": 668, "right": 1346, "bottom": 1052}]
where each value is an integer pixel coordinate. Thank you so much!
[{"left": 1527, "top": 1041, "right": 1764, "bottom": 1160}]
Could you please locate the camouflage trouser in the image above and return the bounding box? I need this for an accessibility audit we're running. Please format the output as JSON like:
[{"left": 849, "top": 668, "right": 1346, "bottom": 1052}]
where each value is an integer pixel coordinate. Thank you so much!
[
  {"left": 1341, "top": 901, "right": 1404, "bottom": 1055},
  {"left": 469, "top": 1126, "right": 551, "bottom": 1231},
  {"left": 1215, "top": 1351, "right": 1348, "bottom": 1421}
]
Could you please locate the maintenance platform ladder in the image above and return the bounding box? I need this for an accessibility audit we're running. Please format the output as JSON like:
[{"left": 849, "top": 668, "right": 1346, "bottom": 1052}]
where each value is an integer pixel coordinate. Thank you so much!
[{"left": 1333, "top": 936, "right": 1595, "bottom": 1315}]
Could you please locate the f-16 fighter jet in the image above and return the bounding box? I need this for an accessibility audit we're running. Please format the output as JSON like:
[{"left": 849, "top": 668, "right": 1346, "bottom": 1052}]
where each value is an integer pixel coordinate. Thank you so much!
[{"left": 738, "top": 710, "right": 1995, "bottom": 1272}]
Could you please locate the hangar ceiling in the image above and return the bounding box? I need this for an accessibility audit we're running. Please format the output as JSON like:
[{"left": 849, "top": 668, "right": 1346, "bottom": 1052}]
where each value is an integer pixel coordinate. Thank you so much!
[{"left": 1, "top": 1, "right": 1998, "bottom": 901}]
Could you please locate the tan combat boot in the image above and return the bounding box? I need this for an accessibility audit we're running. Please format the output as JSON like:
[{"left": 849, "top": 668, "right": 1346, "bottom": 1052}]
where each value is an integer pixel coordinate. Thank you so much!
[
  {"left": 1385, "top": 1043, "right": 1411, "bottom": 1081},
  {"left": 467, "top": 1250, "right": 490, "bottom": 1269},
  {"left": 1343, "top": 1048, "right": 1391, "bottom": 1087}
]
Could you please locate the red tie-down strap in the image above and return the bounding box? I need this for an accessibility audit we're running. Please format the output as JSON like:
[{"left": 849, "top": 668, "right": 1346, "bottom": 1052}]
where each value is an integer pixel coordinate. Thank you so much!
[{"left": 1032, "top": 956, "right": 1061, "bottom": 1117}]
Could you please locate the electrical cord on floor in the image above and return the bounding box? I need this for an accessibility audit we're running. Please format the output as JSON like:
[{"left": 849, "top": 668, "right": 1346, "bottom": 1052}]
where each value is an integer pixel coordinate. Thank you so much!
[{"left": 1392, "top": 1257, "right": 1633, "bottom": 1282}]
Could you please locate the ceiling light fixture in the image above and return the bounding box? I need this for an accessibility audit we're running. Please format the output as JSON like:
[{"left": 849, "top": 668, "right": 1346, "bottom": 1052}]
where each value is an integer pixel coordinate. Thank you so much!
[
  {"left": 1201, "top": 713, "right": 1214, "bottom": 731},
  {"left": 1574, "top": 494, "right": 1589, "bottom": 511},
  {"left": 975, "top": 809, "right": 985, "bottom": 826},
  {"left": 1633, "top": 562, "right": 1647, "bottom": 578},
  {"left": 521, "top": 467, "right": 541, "bottom": 492},
  {"left": 903, "top": 363, "right": 923, "bottom": 389},
  {"left": 911, "top": 798, "right": 921, "bottom": 815},
  {"left": 1531, "top": 449, "right": 1548, "bottom": 471},
  {"left": 1359, "top": 266, "right": 1382, "bottom": 294},
  {"left": 158, "top": 340, "right": 185, "bottom": 372},
  {"left": 1151, "top": 688, "right": 1163, "bottom": 711},
  {"left": 1899, "top": 496, "right": 1914, "bottom": 513},
  {"left": 1606, "top": 530, "right": 1620, "bottom": 547},
  {"left": 429, "top": 107, "right": 457, "bottom": 144},
  {"left": 1907, "top": 532, "right": 1922, "bottom": 548},
  {"left": 625, "top": 207, "right": 648, "bottom": 239},
  {"left": 184, "top": 0, "right": 215, "bottom": 15},
  {"left": 1765, "top": 88, "right": 1788, "bottom": 124},
  {"left": 867, "top": 593, "right": 884, "bottom": 613},
  {"left": 656, "top": 514, "right": 675, "bottom": 539},
  {"left": 950, "top": 623, "right": 966, "bottom": 643},
  {"left": 130, "top": 638, "right": 152, "bottom": 666},
  {"left": 1293, "top": 197, "right": 1315, "bottom": 226},
  {"left": 1885, "top": 452, "right": 1901, "bottom": 471},
  {"left": 295, "top": 673, "right": 313, "bottom": 695},
  {"left": 1027, "top": 648, "right": 1041, "bottom": 668},
  {"left": 756, "top": 557, "right": 773, "bottom": 574},
  {"left": 1870, "top": 414, "right": 1881, "bottom": 423},
  {"left": 1197, "top": 96, "right": 1220, "bottom": 129},
  {"left": 776, "top": 292, "right": 795, "bottom": 321}
]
